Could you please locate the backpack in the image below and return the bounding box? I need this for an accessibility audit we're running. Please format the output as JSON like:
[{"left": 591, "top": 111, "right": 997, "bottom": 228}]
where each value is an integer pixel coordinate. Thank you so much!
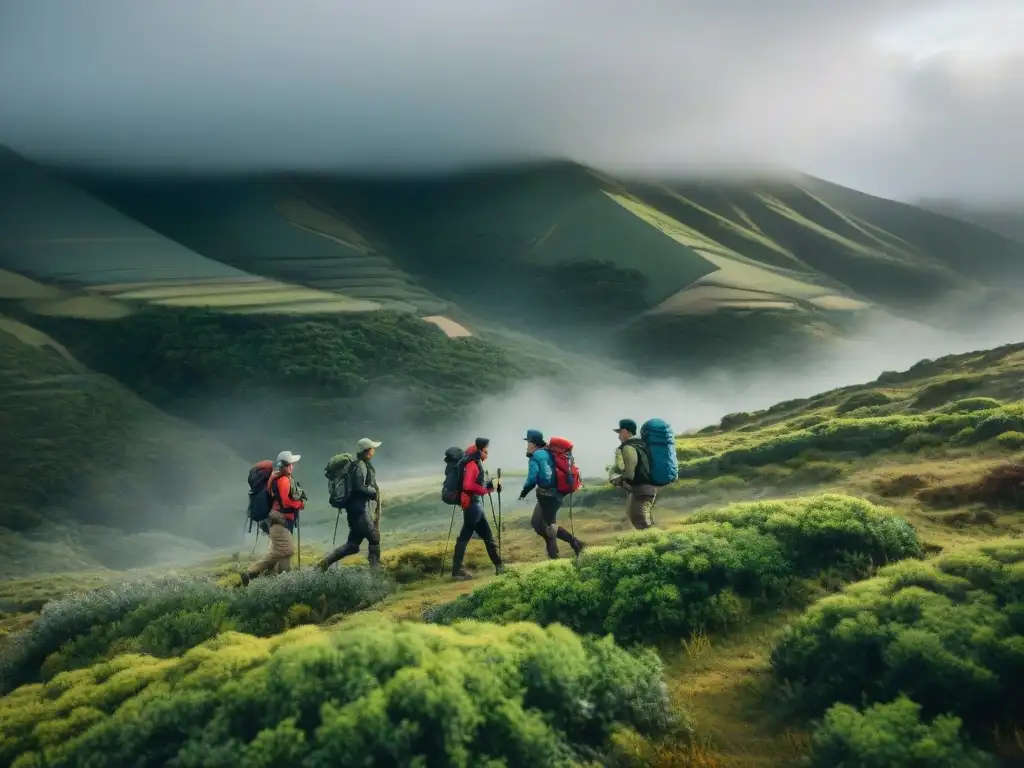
[
  {"left": 441, "top": 447, "right": 466, "bottom": 505},
  {"left": 247, "top": 460, "right": 274, "bottom": 525},
  {"left": 640, "top": 418, "right": 678, "bottom": 487},
  {"left": 325, "top": 453, "right": 356, "bottom": 509},
  {"left": 547, "top": 436, "right": 583, "bottom": 495}
]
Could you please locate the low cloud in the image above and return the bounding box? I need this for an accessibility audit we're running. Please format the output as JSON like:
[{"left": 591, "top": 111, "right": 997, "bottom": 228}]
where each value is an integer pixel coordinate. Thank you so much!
[{"left": 0, "top": 0, "right": 1022, "bottom": 202}]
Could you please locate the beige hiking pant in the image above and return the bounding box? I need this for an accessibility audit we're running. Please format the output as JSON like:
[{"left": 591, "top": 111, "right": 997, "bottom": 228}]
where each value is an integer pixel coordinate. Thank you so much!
[
  {"left": 247, "top": 518, "right": 294, "bottom": 577},
  {"left": 627, "top": 491, "right": 657, "bottom": 530}
]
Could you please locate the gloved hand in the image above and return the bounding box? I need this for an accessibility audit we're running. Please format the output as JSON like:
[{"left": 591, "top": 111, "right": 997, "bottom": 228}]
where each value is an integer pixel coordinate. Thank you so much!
[
  {"left": 486, "top": 479, "right": 494, "bottom": 491},
  {"left": 495, "top": 482, "right": 502, "bottom": 493},
  {"left": 518, "top": 490, "right": 528, "bottom": 501},
  {"left": 299, "top": 490, "right": 309, "bottom": 502}
]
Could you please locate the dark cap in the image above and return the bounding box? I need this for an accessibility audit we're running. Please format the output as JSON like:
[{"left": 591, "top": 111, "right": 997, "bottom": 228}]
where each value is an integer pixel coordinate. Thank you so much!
[
  {"left": 615, "top": 418, "right": 637, "bottom": 434},
  {"left": 524, "top": 429, "right": 545, "bottom": 445},
  {"left": 475, "top": 437, "right": 490, "bottom": 450}
]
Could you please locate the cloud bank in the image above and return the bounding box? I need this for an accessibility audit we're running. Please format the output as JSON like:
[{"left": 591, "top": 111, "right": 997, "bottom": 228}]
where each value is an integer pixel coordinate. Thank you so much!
[{"left": 0, "top": 0, "right": 1022, "bottom": 201}]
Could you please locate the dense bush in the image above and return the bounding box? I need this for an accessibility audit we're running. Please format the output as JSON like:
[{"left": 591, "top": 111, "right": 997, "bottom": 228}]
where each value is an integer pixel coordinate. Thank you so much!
[
  {"left": 0, "top": 568, "right": 393, "bottom": 693},
  {"left": 995, "top": 430, "right": 1024, "bottom": 449},
  {"left": 0, "top": 615, "right": 680, "bottom": 768},
  {"left": 836, "top": 390, "right": 892, "bottom": 414},
  {"left": 771, "top": 539, "right": 1024, "bottom": 742},
  {"left": 940, "top": 397, "right": 1003, "bottom": 414},
  {"left": 912, "top": 375, "right": 983, "bottom": 408},
  {"left": 426, "top": 496, "right": 920, "bottom": 645},
  {"left": 687, "top": 495, "right": 920, "bottom": 572},
  {"left": 679, "top": 402, "right": 1024, "bottom": 478},
  {"left": 28, "top": 307, "right": 535, "bottom": 424},
  {"left": 808, "top": 696, "right": 995, "bottom": 768}
]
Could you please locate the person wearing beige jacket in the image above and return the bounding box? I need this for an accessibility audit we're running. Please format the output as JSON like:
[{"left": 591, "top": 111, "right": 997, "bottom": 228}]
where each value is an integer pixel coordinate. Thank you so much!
[{"left": 609, "top": 418, "right": 657, "bottom": 530}]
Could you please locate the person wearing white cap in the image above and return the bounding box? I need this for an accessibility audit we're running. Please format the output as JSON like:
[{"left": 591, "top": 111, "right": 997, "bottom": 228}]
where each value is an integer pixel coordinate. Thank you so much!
[
  {"left": 241, "top": 450, "right": 306, "bottom": 585},
  {"left": 317, "top": 438, "right": 383, "bottom": 570}
]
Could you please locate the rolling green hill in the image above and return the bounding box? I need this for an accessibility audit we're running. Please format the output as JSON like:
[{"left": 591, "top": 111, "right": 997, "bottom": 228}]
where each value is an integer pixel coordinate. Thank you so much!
[
  {"left": 0, "top": 313, "right": 247, "bottom": 539},
  {"left": 76, "top": 162, "right": 1024, "bottom": 370}
]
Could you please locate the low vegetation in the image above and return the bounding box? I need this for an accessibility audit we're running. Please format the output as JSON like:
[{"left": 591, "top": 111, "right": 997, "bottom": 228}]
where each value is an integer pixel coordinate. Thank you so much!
[
  {"left": 0, "top": 568, "right": 393, "bottom": 694},
  {"left": 425, "top": 495, "right": 921, "bottom": 644},
  {"left": 772, "top": 539, "right": 1024, "bottom": 760},
  {"left": 0, "top": 615, "right": 679, "bottom": 768},
  {"left": 807, "top": 696, "right": 995, "bottom": 768}
]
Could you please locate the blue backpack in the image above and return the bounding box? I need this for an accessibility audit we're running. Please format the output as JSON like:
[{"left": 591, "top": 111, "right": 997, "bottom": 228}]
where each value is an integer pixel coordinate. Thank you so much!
[{"left": 640, "top": 418, "right": 678, "bottom": 487}]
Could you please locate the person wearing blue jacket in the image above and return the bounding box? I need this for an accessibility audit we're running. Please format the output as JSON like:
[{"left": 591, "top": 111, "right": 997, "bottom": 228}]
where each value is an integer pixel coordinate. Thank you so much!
[{"left": 519, "top": 429, "right": 584, "bottom": 558}]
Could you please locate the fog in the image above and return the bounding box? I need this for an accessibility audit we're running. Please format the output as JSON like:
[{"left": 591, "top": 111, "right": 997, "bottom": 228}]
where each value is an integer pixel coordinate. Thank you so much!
[
  {"left": 1, "top": 1, "right": 1023, "bottom": 203},
  {"left": 463, "top": 311, "right": 1024, "bottom": 477}
]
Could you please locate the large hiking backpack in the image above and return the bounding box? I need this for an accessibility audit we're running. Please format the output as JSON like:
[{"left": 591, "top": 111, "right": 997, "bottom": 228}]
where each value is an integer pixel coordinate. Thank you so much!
[
  {"left": 247, "top": 460, "right": 274, "bottom": 524},
  {"left": 640, "top": 418, "right": 678, "bottom": 487},
  {"left": 325, "top": 453, "right": 356, "bottom": 509},
  {"left": 548, "top": 436, "right": 583, "bottom": 495},
  {"left": 441, "top": 446, "right": 466, "bottom": 505}
]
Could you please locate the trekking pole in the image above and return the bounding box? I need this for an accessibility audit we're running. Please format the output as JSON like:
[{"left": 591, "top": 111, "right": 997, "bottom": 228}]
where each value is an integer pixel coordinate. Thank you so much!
[
  {"left": 251, "top": 527, "right": 260, "bottom": 555},
  {"left": 297, "top": 518, "right": 301, "bottom": 568},
  {"left": 496, "top": 468, "right": 503, "bottom": 563},
  {"left": 439, "top": 504, "right": 457, "bottom": 577},
  {"left": 332, "top": 509, "right": 342, "bottom": 548},
  {"left": 568, "top": 492, "right": 578, "bottom": 564}
]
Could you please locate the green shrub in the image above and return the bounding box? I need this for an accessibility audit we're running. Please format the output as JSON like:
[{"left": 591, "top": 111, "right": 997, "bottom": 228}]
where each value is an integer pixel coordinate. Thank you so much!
[
  {"left": 720, "top": 411, "right": 755, "bottom": 430},
  {"left": 0, "top": 615, "right": 680, "bottom": 768},
  {"left": 912, "top": 376, "right": 983, "bottom": 409},
  {"left": 901, "top": 432, "right": 945, "bottom": 452},
  {"left": 808, "top": 697, "right": 995, "bottom": 768},
  {"left": 687, "top": 495, "right": 920, "bottom": 574},
  {"left": 770, "top": 539, "right": 1024, "bottom": 741},
  {"left": 426, "top": 496, "right": 920, "bottom": 646},
  {"left": 995, "top": 430, "right": 1024, "bottom": 449},
  {"left": 703, "top": 475, "right": 748, "bottom": 493},
  {"left": 0, "top": 568, "right": 393, "bottom": 693},
  {"left": 940, "top": 397, "right": 1003, "bottom": 414},
  {"left": 836, "top": 390, "right": 892, "bottom": 414}
]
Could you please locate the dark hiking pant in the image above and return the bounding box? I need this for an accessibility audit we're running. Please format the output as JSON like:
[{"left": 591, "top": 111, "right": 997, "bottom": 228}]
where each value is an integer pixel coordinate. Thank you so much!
[
  {"left": 530, "top": 494, "right": 580, "bottom": 558},
  {"left": 323, "top": 509, "right": 380, "bottom": 568},
  {"left": 452, "top": 500, "right": 501, "bottom": 574}
]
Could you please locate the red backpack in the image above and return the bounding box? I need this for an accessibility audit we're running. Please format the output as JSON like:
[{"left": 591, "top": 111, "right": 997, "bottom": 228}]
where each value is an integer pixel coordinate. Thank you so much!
[{"left": 547, "top": 436, "right": 582, "bottom": 495}]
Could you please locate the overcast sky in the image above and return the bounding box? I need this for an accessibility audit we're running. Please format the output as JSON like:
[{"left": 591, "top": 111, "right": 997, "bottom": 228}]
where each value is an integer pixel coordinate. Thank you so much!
[{"left": 1, "top": 0, "right": 1022, "bottom": 203}]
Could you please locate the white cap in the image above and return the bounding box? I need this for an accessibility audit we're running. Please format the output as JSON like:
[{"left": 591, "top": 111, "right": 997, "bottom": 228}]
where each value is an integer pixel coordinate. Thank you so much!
[
  {"left": 276, "top": 450, "right": 301, "bottom": 466},
  {"left": 356, "top": 438, "right": 382, "bottom": 452}
]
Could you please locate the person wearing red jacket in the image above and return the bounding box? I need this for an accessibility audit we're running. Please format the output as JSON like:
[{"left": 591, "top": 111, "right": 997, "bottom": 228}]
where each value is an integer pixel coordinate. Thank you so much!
[
  {"left": 451, "top": 437, "right": 504, "bottom": 580},
  {"left": 242, "top": 450, "right": 306, "bottom": 585}
]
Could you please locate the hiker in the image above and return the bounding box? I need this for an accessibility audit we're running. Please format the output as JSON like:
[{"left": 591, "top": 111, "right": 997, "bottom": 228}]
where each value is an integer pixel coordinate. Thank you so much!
[
  {"left": 318, "top": 438, "right": 383, "bottom": 570},
  {"left": 520, "top": 429, "right": 583, "bottom": 558},
  {"left": 610, "top": 419, "right": 658, "bottom": 530},
  {"left": 242, "top": 450, "right": 306, "bottom": 585},
  {"left": 451, "top": 437, "right": 503, "bottom": 580}
]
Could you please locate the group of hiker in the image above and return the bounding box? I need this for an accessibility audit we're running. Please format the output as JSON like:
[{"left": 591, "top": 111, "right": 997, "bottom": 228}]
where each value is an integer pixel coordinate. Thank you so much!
[{"left": 242, "top": 417, "right": 677, "bottom": 584}]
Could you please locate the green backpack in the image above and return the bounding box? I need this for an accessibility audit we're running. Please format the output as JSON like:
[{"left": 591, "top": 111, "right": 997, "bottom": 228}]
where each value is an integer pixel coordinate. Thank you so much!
[{"left": 325, "top": 453, "right": 355, "bottom": 509}]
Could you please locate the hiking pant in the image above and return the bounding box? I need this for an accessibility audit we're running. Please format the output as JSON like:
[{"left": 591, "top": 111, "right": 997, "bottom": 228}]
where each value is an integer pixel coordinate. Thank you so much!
[
  {"left": 452, "top": 500, "right": 501, "bottom": 574},
  {"left": 627, "top": 491, "right": 657, "bottom": 530},
  {"left": 323, "top": 509, "right": 380, "bottom": 568},
  {"left": 531, "top": 494, "right": 580, "bottom": 558},
  {"left": 247, "top": 519, "right": 294, "bottom": 578}
]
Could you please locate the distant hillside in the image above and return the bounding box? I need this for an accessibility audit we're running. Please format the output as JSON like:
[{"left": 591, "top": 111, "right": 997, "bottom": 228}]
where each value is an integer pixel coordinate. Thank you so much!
[
  {"left": 73, "top": 162, "right": 1024, "bottom": 369},
  {"left": 6, "top": 147, "right": 1024, "bottom": 452},
  {"left": 0, "top": 312, "right": 246, "bottom": 539},
  {"left": 916, "top": 197, "right": 1024, "bottom": 246}
]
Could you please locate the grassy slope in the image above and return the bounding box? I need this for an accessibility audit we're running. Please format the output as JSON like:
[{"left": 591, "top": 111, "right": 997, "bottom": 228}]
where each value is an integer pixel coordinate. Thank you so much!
[
  {"left": 3, "top": 341, "right": 1024, "bottom": 765},
  {"left": 0, "top": 313, "right": 252, "bottom": 569},
  {"left": 72, "top": 162, "right": 1024, "bottom": 374}
]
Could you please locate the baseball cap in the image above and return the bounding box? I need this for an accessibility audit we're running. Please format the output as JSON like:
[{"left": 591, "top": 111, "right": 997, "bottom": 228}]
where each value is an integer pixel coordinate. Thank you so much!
[
  {"left": 614, "top": 419, "right": 638, "bottom": 434},
  {"left": 276, "top": 450, "right": 301, "bottom": 466},
  {"left": 356, "top": 438, "right": 382, "bottom": 452}
]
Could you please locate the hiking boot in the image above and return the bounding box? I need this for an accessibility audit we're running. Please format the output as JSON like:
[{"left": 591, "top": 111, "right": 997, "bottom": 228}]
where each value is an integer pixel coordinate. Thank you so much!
[
  {"left": 452, "top": 569, "right": 475, "bottom": 581},
  {"left": 315, "top": 558, "right": 330, "bottom": 572},
  {"left": 495, "top": 563, "right": 505, "bottom": 575},
  {"left": 368, "top": 544, "right": 381, "bottom": 570},
  {"left": 451, "top": 539, "right": 470, "bottom": 579},
  {"left": 240, "top": 572, "right": 250, "bottom": 587},
  {"left": 571, "top": 538, "right": 586, "bottom": 557}
]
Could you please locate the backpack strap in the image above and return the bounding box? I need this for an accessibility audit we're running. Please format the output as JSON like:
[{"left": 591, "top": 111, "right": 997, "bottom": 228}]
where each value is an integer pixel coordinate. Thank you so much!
[{"left": 623, "top": 437, "right": 653, "bottom": 485}]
